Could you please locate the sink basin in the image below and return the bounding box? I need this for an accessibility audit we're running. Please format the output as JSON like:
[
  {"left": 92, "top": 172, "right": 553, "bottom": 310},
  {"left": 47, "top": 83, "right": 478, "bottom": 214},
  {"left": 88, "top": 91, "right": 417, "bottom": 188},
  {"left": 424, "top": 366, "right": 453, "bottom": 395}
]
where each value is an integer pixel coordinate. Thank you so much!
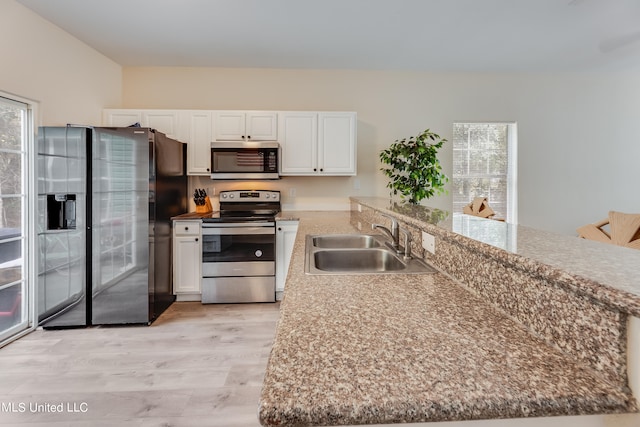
[
  {"left": 312, "top": 234, "right": 381, "bottom": 248},
  {"left": 314, "top": 249, "right": 404, "bottom": 272},
  {"left": 305, "top": 234, "right": 437, "bottom": 275}
]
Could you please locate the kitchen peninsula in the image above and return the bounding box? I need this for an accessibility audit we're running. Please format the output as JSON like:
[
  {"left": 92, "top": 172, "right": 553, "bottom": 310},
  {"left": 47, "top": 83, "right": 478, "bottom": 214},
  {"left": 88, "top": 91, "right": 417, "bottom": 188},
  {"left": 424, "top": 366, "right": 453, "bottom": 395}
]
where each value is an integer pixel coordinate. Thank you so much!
[{"left": 259, "top": 198, "right": 640, "bottom": 426}]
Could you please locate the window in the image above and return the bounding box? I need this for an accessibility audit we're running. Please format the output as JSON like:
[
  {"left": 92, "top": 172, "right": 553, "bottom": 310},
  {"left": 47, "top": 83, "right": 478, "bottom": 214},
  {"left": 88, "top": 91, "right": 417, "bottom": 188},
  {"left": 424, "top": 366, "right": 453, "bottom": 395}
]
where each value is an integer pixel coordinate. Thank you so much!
[
  {"left": 0, "top": 94, "right": 35, "bottom": 345},
  {"left": 452, "top": 122, "right": 517, "bottom": 223}
]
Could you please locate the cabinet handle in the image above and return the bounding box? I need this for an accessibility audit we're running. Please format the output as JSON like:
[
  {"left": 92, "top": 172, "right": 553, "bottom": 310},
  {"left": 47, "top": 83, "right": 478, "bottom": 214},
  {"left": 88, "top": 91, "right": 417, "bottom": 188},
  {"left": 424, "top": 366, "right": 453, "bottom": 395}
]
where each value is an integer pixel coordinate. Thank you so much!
[
  {"left": 241, "top": 135, "right": 245, "bottom": 139},
  {"left": 185, "top": 227, "right": 189, "bottom": 231},
  {"left": 195, "top": 238, "right": 198, "bottom": 242},
  {"left": 320, "top": 168, "right": 324, "bottom": 172},
  {"left": 247, "top": 135, "right": 251, "bottom": 139},
  {"left": 278, "top": 227, "right": 282, "bottom": 231},
  {"left": 206, "top": 168, "right": 210, "bottom": 171},
  {"left": 313, "top": 168, "right": 317, "bottom": 172}
]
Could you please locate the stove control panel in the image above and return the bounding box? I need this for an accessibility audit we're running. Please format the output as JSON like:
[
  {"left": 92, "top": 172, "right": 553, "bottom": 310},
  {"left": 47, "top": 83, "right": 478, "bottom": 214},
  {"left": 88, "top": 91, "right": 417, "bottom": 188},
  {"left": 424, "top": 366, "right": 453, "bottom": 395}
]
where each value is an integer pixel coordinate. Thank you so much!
[{"left": 219, "top": 190, "right": 280, "bottom": 202}]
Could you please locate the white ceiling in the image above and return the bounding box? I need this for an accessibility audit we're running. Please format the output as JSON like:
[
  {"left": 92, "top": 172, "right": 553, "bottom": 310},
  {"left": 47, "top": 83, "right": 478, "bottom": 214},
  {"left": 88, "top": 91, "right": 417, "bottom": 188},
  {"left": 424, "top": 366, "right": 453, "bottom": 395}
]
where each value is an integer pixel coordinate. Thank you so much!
[{"left": 16, "top": 0, "right": 640, "bottom": 71}]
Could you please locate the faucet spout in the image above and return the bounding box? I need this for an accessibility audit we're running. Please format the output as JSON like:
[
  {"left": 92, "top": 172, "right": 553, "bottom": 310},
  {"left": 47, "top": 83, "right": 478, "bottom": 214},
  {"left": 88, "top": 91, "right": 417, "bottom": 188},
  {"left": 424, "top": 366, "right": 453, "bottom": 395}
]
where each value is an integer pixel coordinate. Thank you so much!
[
  {"left": 372, "top": 223, "right": 393, "bottom": 240},
  {"left": 372, "top": 213, "right": 401, "bottom": 251},
  {"left": 379, "top": 214, "right": 400, "bottom": 248}
]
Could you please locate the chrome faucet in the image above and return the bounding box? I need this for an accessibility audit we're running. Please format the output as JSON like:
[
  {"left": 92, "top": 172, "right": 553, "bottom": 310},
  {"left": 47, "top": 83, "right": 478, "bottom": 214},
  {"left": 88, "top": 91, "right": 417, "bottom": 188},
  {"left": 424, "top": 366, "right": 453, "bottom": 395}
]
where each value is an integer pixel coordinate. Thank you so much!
[{"left": 372, "top": 213, "right": 400, "bottom": 250}]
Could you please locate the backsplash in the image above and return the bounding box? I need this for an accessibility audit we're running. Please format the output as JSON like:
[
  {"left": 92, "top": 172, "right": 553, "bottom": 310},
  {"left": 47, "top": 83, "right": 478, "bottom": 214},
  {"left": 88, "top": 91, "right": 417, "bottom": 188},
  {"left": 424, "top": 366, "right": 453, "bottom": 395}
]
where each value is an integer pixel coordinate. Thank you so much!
[{"left": 187, "top": 175, "right": 357, "bottom": 212}]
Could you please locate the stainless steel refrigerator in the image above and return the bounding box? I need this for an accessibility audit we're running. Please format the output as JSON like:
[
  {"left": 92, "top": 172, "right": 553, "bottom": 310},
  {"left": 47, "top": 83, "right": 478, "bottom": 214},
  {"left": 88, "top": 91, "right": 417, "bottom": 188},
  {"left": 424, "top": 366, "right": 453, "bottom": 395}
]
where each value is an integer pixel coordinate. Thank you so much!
[{"left": 36, "top": 126, "right": 187, "bottom": 327}]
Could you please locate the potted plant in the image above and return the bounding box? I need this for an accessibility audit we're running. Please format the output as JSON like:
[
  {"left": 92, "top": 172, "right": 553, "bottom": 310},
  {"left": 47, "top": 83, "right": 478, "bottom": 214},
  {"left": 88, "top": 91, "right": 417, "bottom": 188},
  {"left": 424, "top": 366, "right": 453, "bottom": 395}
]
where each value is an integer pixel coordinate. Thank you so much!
[{"left": 379, "top": 129, "right": 449, "bottom": 204}]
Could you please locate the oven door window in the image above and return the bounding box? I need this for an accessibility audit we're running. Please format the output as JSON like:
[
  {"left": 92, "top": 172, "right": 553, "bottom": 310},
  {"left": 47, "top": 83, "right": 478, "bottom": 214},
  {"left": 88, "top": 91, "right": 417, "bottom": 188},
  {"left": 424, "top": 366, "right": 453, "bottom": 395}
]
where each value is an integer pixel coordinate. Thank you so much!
[{"left": 202, "top": 228, "right": 275, "bottom": 263}]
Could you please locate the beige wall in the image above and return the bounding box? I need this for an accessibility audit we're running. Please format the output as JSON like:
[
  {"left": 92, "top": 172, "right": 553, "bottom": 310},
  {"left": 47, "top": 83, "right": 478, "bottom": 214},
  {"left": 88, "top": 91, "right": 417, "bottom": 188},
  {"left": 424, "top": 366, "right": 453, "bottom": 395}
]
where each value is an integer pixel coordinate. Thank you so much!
[
  {"left": 2, "top": 0, "right": 638, "bottom": 233},
  {"left": 122, "top": 67, "right": 640, "bottom": 234},
  {"left": 0, "top": 0, "right": 121, "bottom": 126}
]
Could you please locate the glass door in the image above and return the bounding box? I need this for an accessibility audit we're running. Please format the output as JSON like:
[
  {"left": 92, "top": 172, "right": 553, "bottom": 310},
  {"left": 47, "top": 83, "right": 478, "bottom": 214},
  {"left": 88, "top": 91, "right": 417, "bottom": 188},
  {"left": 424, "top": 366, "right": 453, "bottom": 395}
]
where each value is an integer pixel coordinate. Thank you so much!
[{"left": 0, "top": 94, "right": 34, "bottom": 345}]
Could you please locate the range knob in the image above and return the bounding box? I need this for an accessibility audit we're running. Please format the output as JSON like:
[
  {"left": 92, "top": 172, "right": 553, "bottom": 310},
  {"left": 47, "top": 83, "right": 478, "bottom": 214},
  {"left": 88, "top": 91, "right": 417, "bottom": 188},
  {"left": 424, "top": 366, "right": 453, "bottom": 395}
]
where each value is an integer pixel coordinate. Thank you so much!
[
  {"left": 229, "top": 194, "right": 235, "bottom": 198},
  {"left": 255, "top": 249, "right": 263, "bottom": 258},
  {"left": 265, "top": 194, "right": 270, "bottom": 199},
  {"left": 221, "top": 193, "right": 227, "bottom": 199}
]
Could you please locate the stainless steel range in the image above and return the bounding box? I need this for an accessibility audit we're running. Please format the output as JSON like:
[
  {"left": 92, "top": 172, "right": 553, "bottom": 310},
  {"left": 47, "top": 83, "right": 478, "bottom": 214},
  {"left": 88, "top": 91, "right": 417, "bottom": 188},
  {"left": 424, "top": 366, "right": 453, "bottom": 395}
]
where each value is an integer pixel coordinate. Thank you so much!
[{"left": 200, "top": 190, "right": 280, "bottom": 303}]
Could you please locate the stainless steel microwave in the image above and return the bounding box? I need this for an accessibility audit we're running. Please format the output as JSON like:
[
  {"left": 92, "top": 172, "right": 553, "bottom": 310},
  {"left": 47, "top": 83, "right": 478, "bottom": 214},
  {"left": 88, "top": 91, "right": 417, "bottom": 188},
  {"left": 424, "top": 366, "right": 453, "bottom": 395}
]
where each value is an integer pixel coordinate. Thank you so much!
[{"left": 210, "top": 141, "right": 280, "bottom": 180}]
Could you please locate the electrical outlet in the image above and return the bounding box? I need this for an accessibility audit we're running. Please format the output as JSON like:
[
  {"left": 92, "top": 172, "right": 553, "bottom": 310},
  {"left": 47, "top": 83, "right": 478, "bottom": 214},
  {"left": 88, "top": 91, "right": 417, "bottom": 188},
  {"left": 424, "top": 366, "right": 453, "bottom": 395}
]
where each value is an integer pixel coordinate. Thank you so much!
[
  {"left": 289, "top": 188, "right": 296, "bottom": 197},
  {"left": 353, "top": 178, "right": 361, "bottom": 190},
  {"left": 422, "top": 231, "right": 435, "bottom": 254},
  {"left": 357, "top": 221, "right": 362, "bottom": 231},
  {"left": 357, "top": 203, "right": 362, "bottom": 212}
]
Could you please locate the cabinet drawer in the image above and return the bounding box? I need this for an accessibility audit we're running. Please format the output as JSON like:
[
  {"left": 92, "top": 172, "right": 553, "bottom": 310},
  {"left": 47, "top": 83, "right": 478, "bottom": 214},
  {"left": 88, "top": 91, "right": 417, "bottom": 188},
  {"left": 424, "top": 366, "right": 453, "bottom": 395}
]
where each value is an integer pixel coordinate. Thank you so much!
[{"left": 174, "top": 221, "right": 201, "bottom": 236}]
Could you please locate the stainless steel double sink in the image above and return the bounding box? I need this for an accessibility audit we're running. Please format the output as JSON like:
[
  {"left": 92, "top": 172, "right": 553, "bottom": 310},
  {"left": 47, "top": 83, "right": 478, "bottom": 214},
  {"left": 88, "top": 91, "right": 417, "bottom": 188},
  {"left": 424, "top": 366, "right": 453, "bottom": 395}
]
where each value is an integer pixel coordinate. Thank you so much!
[{"left": 305, "top": 234, "right": 437, "bottom": 275}]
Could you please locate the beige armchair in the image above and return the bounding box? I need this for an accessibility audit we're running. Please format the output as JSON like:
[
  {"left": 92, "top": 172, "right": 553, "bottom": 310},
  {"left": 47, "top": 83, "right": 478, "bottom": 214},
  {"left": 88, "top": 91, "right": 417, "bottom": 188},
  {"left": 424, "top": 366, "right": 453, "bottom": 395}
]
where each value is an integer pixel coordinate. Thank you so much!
[
  {"left": 577, "top": 211, "right": 640, "bottom": 250},
  {"left": 463, "top": 197, "right": 501, "bottom": 220}
]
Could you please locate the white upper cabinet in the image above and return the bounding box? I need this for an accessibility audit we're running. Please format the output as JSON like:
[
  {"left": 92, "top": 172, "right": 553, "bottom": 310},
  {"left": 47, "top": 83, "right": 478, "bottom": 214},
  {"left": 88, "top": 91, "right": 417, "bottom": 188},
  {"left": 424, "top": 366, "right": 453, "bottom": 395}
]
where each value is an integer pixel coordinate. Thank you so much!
[
  {"left": 279, "top": 111, "right": 356, "bottom": 176},
  {"left": 278, "top": 112, "right": 318, "bottom": 175},
  {"left": 104, "top": 109, "right": 356, "bottom": 177},
  {"left": 103, "top": 110, "right": 142, "bottom": 127},
  {"left": 318, "top": 112, "right": 357, "bottom": 175},
  {"left": 179, "top": 110, "right": 212, "bottom": 176},
  {"left": 142, "top": 111, "right": 180, "bottom": 139},
  {"left": 103, "top": 109, "right": 180, "bottom": 140},
  {"left": 214, "top": 111, "right": 277, "bottom": 141}
]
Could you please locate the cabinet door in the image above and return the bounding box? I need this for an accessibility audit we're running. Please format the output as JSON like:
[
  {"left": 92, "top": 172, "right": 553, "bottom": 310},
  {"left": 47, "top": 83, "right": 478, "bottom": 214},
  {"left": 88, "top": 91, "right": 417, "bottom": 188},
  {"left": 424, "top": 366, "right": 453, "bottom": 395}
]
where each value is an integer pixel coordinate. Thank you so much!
[
  {"left": 103, "top": 110, "right": 142, "bottom": 127},
  {"left": 318, "top": 112, "right": 357, "bottom": 175},
  {"left": 278, "top": 112, "right": 318, "bottom": 175},
  {"left": 246, "top": 112, "right": 278, "bottom": 140},
  {"left": 185, "top": 111, "right": 213, "bottom": 175},
  {"left": 173, "top": 234, "right": 201, "bottom": 294},
  {"left": 276, "top": 221, "right": 299, "bottom": 292},
  {"left": 142, "top": 111, "right": 180, "bottom": 140},
  {"left": 214, "top": 111, "right": 245, "bottom": 141}
]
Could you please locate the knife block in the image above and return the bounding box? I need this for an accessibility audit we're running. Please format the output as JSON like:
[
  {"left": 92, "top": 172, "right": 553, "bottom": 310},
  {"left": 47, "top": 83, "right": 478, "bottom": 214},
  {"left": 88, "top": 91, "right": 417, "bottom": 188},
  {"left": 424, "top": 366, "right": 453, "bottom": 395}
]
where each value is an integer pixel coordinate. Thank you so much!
[{"left": 195, "top": 196, "right": 213, "bottom": 214}]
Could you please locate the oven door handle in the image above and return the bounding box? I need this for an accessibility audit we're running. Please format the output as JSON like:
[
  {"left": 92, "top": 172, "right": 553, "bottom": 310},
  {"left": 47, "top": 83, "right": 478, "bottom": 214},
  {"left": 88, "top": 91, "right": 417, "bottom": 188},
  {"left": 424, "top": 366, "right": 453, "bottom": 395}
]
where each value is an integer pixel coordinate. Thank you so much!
[
  {"left": 202, "top": 226, "right": 275, "bottom": 236},
  {"left": 202, "top": 221, "right": 275, "bottom": 228}
]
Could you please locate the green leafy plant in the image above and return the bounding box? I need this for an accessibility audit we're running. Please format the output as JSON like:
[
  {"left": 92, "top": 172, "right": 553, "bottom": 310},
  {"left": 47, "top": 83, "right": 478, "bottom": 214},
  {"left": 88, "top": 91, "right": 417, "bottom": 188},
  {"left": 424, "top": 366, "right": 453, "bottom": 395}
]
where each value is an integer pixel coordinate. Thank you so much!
[{"left": 379, "top": 129, "right": 449, "bottom": 204}]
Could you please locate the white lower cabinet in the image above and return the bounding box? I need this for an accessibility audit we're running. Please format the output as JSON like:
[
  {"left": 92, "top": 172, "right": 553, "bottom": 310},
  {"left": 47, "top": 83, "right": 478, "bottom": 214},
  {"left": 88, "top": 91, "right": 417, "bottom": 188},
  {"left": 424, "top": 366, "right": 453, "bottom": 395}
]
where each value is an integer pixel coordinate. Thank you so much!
[
  {"left": 173, "top": 220, "right": 202, "bottom": 301},
  {"left": 276, "top": 220, "right": 299, "bottom": 295}
]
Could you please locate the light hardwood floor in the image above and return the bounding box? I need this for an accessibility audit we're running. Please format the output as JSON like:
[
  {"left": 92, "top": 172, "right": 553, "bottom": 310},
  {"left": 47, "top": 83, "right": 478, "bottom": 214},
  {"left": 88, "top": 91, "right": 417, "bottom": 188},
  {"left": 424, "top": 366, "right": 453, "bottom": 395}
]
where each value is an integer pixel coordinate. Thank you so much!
[{"left": 0, "top": 302, "right": 280, "bottom": 426}]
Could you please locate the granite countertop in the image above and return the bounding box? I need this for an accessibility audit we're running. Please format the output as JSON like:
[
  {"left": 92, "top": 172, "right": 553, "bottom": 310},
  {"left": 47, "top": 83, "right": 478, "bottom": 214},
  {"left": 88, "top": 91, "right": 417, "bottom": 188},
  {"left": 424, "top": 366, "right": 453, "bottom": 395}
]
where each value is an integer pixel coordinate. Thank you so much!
[
  {"left": 172, "top": 211, "right": 311, "bottom": 221},
  {"left": 258, "top": 212, "right": 635, "bottom": 426},
  {"left": 171, "top": 211, "right": 215, "bottom": 220},
  {"left": 352, "top": 197, "right": 640, "bottom": 316}
]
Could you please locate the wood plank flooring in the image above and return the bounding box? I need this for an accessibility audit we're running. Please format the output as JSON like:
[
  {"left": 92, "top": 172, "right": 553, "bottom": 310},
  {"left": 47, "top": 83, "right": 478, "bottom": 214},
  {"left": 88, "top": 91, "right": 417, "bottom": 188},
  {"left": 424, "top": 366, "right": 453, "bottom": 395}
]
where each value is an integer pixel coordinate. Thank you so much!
[{"left": 0, "top": 302, "right": 280, "bottom": 426}]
